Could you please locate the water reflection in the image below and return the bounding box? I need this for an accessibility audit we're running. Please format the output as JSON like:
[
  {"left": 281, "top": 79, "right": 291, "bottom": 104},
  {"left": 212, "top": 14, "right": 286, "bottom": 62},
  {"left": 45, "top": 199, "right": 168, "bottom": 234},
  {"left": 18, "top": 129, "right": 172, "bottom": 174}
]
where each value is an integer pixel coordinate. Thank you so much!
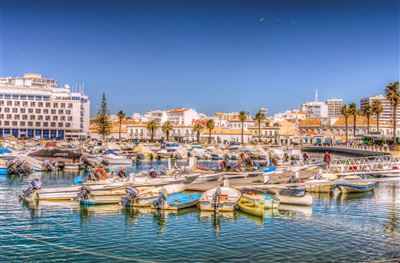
[{"left": 384, "top": 183, "right": 398, "bottom": 235}]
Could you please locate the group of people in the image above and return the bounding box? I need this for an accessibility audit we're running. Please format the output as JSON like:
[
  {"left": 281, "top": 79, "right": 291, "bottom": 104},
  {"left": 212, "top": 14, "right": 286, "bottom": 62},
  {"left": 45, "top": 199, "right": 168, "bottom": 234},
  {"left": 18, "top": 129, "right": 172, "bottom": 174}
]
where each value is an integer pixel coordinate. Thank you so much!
[
  {"left": 218, "top": 153, "right": 257, "bottom": 172},
  {"left": 88, "top": 165, "right": 127, "bottom": 181}
]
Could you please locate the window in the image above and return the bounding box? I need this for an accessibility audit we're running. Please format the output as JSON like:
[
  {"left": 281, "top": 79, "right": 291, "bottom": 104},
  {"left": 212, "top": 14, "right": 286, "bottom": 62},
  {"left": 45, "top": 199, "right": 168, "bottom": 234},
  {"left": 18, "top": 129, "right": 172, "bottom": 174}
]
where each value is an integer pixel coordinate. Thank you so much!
[
  {"left": 12, "top": 121, "right": 17, "bottom": 126},
  {"left": 4, "top": 121, "right": 9, "bottom": 126},
  {"left": 4, "top": 94, "right": 11, "bottom": 99},
  {"left": 58, "top": 109, "right": 63, "bottom": 115},
  {"left": 4, "top": 108, "right": 10, "bottom": 113},
  {"left": 52, "top": 116, "right": 58, "bottom": 121},
  {"left": 28, "top": 96, "right": 34, "bottom": 100},
  {"left": 38, "top": 102, "right": 43, "bottom": 107},
  {"left": 53, "top": 103, "right": 58, "bottom": 108},
  {"left": 45, "top": 102, "right": 51, "bottom": 107},
  {"left": 38, "top": 115, "right": 43, "bottom": 120},
  {"left": 22, "top": 101, "right": 28, "bottom": 107},
  {"left": 43, "top": 109, "right": 49, "bottom": 114},
  {"left": 35, "top": 109, "right": 41, "bottom": 114},
  {"left": 66, "top": 110, "right": 71, "bottom": 115},
  {"left": 12, "top": 95, "right": 19, "bottom": 99},
  {"left": 28, "top": 122, "right": 33, "bottom": 126},
  {"left": 20, "top": 95, "right": 27, "bottom": 100},
  {"left": 68, "top": 103, "right": 73, "bottom": 108},
  {"left": 14, "top": 101, "right": 20, "bottom": 106},
  {"left": 6, "top": 101, "right": 12, "bottom": 106},
  {"left": 58, "top": 122, "right": 63, "bottom": 127},
  {"left": 45, "top": 116, "right": 50, "bottom": 121},
  {"left": 12, "top": 108, "right": 18, "bottom": 113},
  {"left": 20, "top": 121, "right": 25, "bottom": 126},
  {"left": 20, "top": 108, "right": 26, "bottom": 113},
  {"left": 29, "top": 115, "right": 35, "bottom": 120},
  {"left": 51, "top": 122, "right": 56, "bottom": 127},
  {"left": 35, "top": 122, "right": 41, "bottom": 126},
  {"left": 43, "top": 122, "right": 48, "bottom": 127}
]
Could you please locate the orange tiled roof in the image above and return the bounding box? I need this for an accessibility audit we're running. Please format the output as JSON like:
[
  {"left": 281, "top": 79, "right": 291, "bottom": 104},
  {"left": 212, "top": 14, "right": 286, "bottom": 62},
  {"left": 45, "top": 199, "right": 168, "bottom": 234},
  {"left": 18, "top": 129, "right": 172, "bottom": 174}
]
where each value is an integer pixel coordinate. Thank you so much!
[
  {"left": 299, "top": 118, "right": 321, "bottom": 126},
  {"left": 333, "top": 116, "right": 378, "bottom": 126},
  {"left": 168, "top": 108, "right": 188, "bottom": 113}
]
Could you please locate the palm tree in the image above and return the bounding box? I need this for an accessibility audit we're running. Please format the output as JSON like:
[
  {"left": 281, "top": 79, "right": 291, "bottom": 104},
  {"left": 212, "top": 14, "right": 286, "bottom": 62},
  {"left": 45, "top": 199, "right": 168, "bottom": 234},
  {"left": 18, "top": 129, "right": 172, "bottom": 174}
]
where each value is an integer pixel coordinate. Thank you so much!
[
  {"left": 340, "top": 105, "right": 351, "bottom": 143},
  {"left": 254, "top": 110, "right": 266, "bottom": 143},
  {"left": 116, "top": 110, "right": 126, "bottom": 141},
  {"left": 372, "top": 100, "right": 384, "bottom": 134},
  {"left": 348, "top": 103, "right": 358, "bottom": 137},
  {"left": 361, "top": 105, "right": 372, "bottom": 134},
  {"left": 147, "top": 120, "right": 159, "bottom": 142},
  {"left": 238, "top": 111, "right": 248, "bottom": 144},
  {"left": 206, "top": 119, "right": 215, "bottom": 144},
  {"left": 161, "top": 121, "right": 173, "bottom": 141},
  {"left": 193, "top": 123, "right": 204, "bottom": 143},
  {"left": 385, "top": 81, "right": 400, "bottom": 145}
]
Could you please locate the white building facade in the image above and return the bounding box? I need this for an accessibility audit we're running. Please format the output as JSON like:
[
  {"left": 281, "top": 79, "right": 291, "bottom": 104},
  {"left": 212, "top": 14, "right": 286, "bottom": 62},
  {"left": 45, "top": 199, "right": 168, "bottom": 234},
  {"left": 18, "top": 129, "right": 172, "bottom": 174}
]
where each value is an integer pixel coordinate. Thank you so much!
[{"left": 0, "top": 73, "right": 90, "bottom": 139}]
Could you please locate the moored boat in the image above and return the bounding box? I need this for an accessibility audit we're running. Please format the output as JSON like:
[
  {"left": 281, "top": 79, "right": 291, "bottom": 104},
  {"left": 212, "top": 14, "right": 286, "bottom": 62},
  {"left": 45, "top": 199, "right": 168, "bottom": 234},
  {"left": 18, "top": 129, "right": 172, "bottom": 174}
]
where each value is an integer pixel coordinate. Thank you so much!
[
  {"left": 154, "top": 192, "right": 202, "bottom": 210},
  {"left": 199, "top": 187, "right": 241, "bottom": 212},
  {"left": 126, "top": 184, "right": 187, "bottom": 207},
  {"left": 267, "top": 186, "right": 313, "bottom": 206},
  {"left": 336, "top": 175, "right": 377, "bottom": 193},
  {"left": 305, "top": 173, "right": 337, "bottom": 193}
]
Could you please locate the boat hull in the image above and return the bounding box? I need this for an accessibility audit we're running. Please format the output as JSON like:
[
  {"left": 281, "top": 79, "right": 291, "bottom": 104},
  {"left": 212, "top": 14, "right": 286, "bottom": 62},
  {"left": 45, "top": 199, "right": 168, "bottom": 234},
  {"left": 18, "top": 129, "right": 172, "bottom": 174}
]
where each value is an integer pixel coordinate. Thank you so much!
[
  {"left": 238, "top": 198, "right": 264, "bottom": 217},
  {"left": 199, "top": 187, "right": 241, "bottom": 212},
  {"left": 161, "top": 193, "right": 202, "bottom": 210},
  {"left": 337, "top": 183, "right": 376, "bottom": 193},
  {"left": 275, "top": 194, "right": 313, "bottom": 206}
]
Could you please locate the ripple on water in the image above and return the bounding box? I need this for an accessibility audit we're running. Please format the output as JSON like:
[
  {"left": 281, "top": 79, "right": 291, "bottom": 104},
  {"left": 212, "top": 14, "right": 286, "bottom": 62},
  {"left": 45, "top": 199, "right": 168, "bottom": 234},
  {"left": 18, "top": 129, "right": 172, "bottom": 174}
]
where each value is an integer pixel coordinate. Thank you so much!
[{"left": 0, "top": 169, "right": 399, "bottom": 262}]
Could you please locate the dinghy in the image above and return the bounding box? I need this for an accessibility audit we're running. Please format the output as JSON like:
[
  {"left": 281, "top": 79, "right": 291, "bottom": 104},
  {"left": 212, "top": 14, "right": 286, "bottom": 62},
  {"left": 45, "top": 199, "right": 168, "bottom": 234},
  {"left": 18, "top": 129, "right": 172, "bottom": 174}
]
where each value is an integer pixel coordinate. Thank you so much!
[
  {"left": 267, "top": 187, "right": 313, "bottom": 206},
  {"left": 336, "top": 175, "right": 376, "bottom": 193},
  {"left": 240, "top": 189, "right": 280, "bottom": 210},
  {"left": 305, "top": 173, "right": 337, "bottom": 193},
  {"left": 124, "top": 184, "right": 186, "bottom": 207},
  {"left": 153, "top": 192, "right": 202, "bottom": 211},
  {"left": 199, "top": 187, "right": 241, "bottom": 212}
]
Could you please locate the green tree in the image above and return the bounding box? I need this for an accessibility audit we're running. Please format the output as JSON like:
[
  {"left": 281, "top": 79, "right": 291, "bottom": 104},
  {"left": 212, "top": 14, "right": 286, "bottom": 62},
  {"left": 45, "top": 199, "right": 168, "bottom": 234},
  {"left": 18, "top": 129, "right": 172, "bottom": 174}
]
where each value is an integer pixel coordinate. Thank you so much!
[
  {"left": 206, "top": 119, "right": 215, "bottom": 144},
  {"left": 147, "top": 120, "right": 159, "bottom": 142},
  {"left": 162, "top": 121, "right": 173, "bottom": 141},
  {"left": 193, "top": 123, "right": 204, "bottom": 143},
  {"left": 238, "top": 111, "right": 248, "bottom": 144},
  {"left": 116, "top": 110, "right": 126, "bottom": 141},
  {"left": 96, "top": 92, "right": 111, "bottom": 139},
  {"left": 372, "top": 100, "right": 384, "bottom": 134},
  {"left": 361, "top": 105, "right": 372, "bottom": 134},
  {"left": 254, "top": 110, "right": 266, "bottom": 143},
  {"left": 385, "top": 81, "right": 400, "bottom": 145},
  {"left": 340, "top": 105, "right": 351, "bottom": 143},
  {"left": 348, "top": 103, "right": 358, "bottom": 137}
]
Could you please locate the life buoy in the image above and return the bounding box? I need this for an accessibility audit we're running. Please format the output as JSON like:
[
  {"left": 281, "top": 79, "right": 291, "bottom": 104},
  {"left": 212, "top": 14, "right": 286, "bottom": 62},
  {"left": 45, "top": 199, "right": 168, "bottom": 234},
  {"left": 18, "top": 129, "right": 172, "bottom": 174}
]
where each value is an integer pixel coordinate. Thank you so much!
[{"left": 95, "top": 167, "right": 108, "bottom": 180}]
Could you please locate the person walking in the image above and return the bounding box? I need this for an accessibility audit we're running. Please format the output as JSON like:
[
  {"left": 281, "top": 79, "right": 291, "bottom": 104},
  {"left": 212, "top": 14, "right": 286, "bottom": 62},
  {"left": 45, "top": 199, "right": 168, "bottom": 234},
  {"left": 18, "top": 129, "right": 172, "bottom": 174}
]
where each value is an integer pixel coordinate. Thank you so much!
[{"left": 323, "top": 151, "right": 331, "bottom": 167}]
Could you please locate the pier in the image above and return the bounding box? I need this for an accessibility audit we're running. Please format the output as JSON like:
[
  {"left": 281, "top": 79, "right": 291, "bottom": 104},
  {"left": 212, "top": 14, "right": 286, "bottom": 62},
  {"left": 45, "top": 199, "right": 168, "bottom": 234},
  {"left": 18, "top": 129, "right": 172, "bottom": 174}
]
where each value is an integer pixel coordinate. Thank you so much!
[{"left": 301, "top": 145, "right": 390, "bottom": 157}]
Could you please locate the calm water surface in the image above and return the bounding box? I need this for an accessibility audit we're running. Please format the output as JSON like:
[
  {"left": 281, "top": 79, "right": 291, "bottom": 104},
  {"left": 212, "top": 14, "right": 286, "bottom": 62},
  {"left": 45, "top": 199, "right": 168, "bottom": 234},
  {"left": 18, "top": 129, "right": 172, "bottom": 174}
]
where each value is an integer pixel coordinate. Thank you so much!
[{"left": 0, "top": 161, "right": 399, "bottom": 262}]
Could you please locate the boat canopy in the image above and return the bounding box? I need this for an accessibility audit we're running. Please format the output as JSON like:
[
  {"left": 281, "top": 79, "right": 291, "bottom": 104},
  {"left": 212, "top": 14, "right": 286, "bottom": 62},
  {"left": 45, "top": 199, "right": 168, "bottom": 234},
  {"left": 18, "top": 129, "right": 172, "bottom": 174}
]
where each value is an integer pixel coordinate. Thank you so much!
[{"left": 0, "top": 148, "right": 12, "bottom": 154}]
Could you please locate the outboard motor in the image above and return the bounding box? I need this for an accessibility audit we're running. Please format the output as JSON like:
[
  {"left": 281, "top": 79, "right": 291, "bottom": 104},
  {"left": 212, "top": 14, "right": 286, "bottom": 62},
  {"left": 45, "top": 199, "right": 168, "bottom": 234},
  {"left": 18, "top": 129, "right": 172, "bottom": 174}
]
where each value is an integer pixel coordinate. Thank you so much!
[
  {"left": 43, "top": 159, "right": 55, "bottom": 172},
  {"left": 58, "top": 161, "right": 66, "bottom": 171},
  {"left": 101, "top": 159, "right": 109, "bottom": 166},
  {"left": 212, "top": 188, "right": 221, "bottom": 213},
  {"left": 152, "top": 188, "right": 167, "bottom": 209},
  {"left": 121, "top": 186, "right": 139, "bottom": 207},
  {"left": 76, "top": 186, "right": 91, "bottom": 200},
  {"left": 19, "top": 179, "right": 43, "bottom": 200}
]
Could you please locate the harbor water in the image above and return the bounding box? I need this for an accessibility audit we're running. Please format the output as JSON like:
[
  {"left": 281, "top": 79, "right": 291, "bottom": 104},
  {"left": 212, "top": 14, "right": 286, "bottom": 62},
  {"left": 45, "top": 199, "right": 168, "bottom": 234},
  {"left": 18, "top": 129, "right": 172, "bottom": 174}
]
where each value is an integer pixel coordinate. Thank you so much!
[{"left": 0, "top": 162, "right": 399, "bottom": 262}]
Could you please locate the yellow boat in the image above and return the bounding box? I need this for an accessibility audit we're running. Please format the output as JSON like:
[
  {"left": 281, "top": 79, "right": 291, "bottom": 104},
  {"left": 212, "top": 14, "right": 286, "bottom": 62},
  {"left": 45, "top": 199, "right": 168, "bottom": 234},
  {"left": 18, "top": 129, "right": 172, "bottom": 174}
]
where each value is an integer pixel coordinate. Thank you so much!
[{"left": 238, "top": 196, "right": 265, "bottom": 217}]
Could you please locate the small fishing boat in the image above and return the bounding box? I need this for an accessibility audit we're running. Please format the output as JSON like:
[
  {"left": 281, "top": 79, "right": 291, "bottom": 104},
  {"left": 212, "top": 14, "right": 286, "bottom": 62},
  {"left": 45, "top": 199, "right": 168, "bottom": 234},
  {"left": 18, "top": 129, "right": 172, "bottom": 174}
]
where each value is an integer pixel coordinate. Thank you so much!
[
  {"left": 305, "top": 173, "right": 337, "bottom": 193},
  {"left": 101, "top": 151, "right": 132, "bottom": 166},
  {"left": 223, "top": 170, "right": 263, "bottom": 179},
  {"left": 240, "top": 189, "right": 280, "bottom": 210},
  {"left": 268, "top": 187, "right": 313, "bottom": 206},
  {"left": 154, "top": 192, "right": 202, "bottom": 210},
  {"left": 336, "top": 175, "right": 376, "bottom": 193},
  {"left": 199, "top": 187, "right": 241, "bottom": 212},
  {"left": 125, "top": 184, "right": 186, "bottom": 207},
  {"left": 238, "top": 197, "right": 265, "bottom": 217}
]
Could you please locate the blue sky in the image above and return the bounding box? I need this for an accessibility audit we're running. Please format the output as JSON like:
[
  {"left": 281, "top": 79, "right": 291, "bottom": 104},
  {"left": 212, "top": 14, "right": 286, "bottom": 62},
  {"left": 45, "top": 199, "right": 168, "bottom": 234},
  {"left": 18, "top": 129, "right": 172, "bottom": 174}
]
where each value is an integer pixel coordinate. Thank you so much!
[{"left": 1, "top": 0, "right": 399, "bottom": 116}]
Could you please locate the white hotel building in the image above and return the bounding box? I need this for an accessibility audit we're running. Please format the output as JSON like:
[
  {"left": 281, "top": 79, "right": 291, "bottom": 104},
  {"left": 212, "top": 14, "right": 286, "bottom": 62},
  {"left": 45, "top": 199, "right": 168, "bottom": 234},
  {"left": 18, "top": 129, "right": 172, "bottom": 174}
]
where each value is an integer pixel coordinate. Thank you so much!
[{"left": 0, "top": 73, "right": 90, "bottom": 139}]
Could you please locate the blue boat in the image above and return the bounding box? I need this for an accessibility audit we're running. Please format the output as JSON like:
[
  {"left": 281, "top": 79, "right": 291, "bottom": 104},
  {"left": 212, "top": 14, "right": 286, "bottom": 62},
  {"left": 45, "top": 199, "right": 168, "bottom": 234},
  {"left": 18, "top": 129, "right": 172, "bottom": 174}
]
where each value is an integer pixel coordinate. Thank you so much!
[
  {"left": 337, "top": 175, "right": 377, "bottom": 193},
  {"left": 0, "top": 167, "right": 8, "bottom": 175},
  {"left": 156, "top": 192, "right": 202, "bottom": 210},
  {"left": 262, "top": 166, "right": 276, "bottom": 174}
]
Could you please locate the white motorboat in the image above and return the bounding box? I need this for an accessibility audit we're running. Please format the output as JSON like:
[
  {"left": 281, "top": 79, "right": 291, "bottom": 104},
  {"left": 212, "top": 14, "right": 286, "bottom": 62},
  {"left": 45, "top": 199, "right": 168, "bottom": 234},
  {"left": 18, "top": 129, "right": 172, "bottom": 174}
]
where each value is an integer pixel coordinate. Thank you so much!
[{"left": 199, "top": 187, "right": 241, "bottom": 212}]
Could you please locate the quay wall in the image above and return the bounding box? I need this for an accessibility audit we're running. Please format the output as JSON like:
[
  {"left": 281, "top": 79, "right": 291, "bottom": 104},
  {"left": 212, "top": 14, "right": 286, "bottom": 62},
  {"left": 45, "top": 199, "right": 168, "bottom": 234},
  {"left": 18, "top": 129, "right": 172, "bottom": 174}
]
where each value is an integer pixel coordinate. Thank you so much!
[{"left": 301, "top": 146, "right": 391, "bottom": 157}]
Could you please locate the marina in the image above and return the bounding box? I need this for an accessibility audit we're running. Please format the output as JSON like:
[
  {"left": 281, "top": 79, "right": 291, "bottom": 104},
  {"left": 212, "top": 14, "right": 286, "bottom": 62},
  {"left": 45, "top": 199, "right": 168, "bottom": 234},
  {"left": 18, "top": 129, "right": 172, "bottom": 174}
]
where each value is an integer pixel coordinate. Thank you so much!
[{"left": 0, "top": 162, "right": 399, "bottom": 262}]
